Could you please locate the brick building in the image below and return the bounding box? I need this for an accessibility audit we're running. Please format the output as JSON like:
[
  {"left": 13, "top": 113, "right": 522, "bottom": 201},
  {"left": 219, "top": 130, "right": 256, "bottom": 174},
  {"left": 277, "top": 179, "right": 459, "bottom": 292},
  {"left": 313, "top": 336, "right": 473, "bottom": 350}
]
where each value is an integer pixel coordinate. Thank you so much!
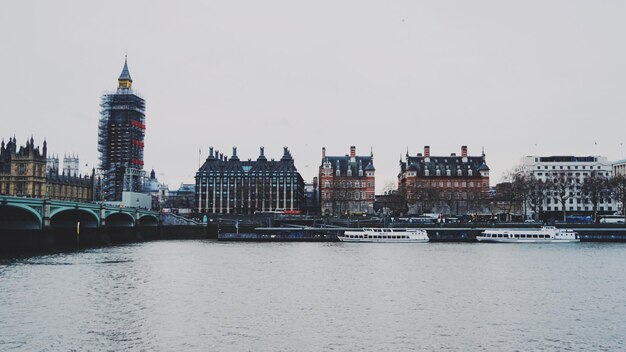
[
  {"left": 398, "top": 145, "right": 490, "bottom": 216},
  {"left": 319, "top": 146, "right": 376, "bottom": 216}
]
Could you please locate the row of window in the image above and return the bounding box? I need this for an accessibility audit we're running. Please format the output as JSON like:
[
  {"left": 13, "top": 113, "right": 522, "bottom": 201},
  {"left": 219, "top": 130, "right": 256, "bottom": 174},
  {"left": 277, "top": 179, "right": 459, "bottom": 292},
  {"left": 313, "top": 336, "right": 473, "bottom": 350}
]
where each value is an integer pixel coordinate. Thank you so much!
[
  {"left": 323, "top": 181, "right": 374, "bottom": 188},
  {"left": 535, "top": 172, "right": 609, "bottom": 177},
  {"left": 536, "top": 165, "right": 604, "bottom": 170},
  {"left": 544, "top": 206, "right": 613, "bottom": 211},
  {"left": 344, "top": 234, "right": 409, "bottom": 239},
  {"left": 484, "top": 234, "right": 550, "bottom": 239},
  {"left": 545, "top": 198, "right": 611, "bottom": 204},
  {"left": 410, "top": 181, "right": 483, "bottom": 188},
  {"left": 199, "top": 172, "right": 298, "bottom": 177},
  {"left": 322, "top": 191, "right": 374, "bottom": 200}
]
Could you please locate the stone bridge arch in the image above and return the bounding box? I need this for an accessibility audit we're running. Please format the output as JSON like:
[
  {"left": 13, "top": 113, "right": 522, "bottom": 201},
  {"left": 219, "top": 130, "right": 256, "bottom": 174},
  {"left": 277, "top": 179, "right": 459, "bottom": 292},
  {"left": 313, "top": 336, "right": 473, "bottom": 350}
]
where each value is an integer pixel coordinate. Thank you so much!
[
  {"left": 106, "top": 212, "right": 135, "bottom": 227},
  {"left": 137, "top": 214, "right": 159, "bottom": 226},
  {"left": 50, "top": 208, "right": 99, "bottom": 229},
  {"left": 0, "top": 204, "right": 42, "bottom": 230}
]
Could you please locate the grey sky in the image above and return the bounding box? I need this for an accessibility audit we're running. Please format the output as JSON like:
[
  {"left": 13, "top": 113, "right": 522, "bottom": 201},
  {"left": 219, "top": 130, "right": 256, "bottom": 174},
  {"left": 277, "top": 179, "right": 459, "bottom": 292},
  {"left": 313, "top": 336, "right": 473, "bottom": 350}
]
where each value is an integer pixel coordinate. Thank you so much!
[{"left": 1, "top": 0, "right": 625, "bottom": 190}]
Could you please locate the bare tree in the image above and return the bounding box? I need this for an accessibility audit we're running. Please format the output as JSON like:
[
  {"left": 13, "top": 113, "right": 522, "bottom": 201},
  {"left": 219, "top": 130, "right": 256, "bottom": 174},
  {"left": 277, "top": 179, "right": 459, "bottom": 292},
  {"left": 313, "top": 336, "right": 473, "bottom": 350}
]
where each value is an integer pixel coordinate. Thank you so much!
[
  {"left": 526, "top": 176, "right": 552, "bottom": 221},
  {"left": 551, "top": 172, "right": 575, "bottom": 221},
  {"left": 501, "top": 170, "right": 531, "bottom": 220},
  {"left": 582, "top": 172, "right": 611, "bottom": 222},
  {"left": 610, "top": 174, "right": 626, "bottom": 216},
  {"left": 406, "top": 181, "right": 439, "bottom": 214}
]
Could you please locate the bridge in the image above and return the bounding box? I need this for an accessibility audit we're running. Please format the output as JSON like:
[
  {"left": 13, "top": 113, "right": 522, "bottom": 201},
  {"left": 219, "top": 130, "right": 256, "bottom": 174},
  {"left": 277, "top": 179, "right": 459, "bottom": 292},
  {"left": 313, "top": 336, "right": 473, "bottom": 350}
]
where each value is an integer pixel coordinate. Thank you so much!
[{"left": 0, "top": 195, "right": 159, "bottom": 230}]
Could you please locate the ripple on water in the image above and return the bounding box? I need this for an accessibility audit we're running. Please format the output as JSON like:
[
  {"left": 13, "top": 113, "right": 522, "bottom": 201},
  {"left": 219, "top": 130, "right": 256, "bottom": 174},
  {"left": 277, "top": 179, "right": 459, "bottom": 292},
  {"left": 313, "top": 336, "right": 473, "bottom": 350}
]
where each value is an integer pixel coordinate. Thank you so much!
[{"left": 1, "top": 241, "right": 626, "bottom": 351}]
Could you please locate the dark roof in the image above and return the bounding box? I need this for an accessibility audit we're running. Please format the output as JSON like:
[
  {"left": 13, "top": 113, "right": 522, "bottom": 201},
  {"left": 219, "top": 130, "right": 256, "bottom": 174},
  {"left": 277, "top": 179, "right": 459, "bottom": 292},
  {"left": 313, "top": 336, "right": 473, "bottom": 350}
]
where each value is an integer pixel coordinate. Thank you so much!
[
  {"left": 400, "top": 155, "right": 489, "bottom": 178},
  {"left": 118, "top": 57, "right": 132, "bottom": 81},
  {"left": 323, "top": 155, "right": 373, "bottom": 177},
  {"left": 197, "top": 147, "right": 300, "bottom": 175}
]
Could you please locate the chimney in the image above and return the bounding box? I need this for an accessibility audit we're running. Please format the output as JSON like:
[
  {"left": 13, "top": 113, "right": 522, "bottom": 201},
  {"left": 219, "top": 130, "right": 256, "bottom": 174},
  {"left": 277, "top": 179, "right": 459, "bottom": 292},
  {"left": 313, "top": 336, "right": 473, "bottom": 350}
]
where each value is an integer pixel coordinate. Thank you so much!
[
  {"left": 451, "top": 153, "right": 456, "bottom": 157},
  {"left": 461, "top": 145, "right": 468, "bottom": 157},
  {"left": 322, "top": 147, "right": 326, "bottom": 159},
  {"left": 350, "top": 146, "right": 356, "bottom": 158},
  {"left": 424, "top": 146, "right": 430, "bottom": 157}
]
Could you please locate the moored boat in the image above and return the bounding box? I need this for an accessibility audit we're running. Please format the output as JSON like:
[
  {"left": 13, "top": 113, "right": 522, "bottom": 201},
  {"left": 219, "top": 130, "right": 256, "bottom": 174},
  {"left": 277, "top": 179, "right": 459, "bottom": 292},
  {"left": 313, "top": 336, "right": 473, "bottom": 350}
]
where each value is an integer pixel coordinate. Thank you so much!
[
  {"left": 477, "top": 226, "right": 579, "bottom": 243},
  {"left": 338, "top": 228, "right": 429, "bottom": 243}
]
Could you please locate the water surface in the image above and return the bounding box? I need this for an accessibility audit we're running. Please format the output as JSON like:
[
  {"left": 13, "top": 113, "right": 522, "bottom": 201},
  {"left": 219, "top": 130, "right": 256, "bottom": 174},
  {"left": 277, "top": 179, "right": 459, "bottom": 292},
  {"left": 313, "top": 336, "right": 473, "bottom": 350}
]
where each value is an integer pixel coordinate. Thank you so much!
[{"left": 1, "top": 241, "right": 625, "bottom": 351}]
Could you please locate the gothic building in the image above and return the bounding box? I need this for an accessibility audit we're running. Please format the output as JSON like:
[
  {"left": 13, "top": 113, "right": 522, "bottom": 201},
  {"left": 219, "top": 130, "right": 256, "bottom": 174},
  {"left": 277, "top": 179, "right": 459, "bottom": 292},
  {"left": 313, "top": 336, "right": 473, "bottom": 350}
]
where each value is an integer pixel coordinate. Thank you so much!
[
  {"left": 195, "top": 147, "right": 305, "bottom": 214},
  {"left": 319, "top": 146, "right": 376, "bottom": 215},
  {"left": 0, "top": 137, "right": 47, "bottom": 197},
  {"left": 0, "top": 137, "right": 93, "bottom": 202},
  {"left": 97, "top": 57, "right": 146, "bottom": 201},
  {"left": 398, "top": 146, "right": 490, "bottom": 215}
]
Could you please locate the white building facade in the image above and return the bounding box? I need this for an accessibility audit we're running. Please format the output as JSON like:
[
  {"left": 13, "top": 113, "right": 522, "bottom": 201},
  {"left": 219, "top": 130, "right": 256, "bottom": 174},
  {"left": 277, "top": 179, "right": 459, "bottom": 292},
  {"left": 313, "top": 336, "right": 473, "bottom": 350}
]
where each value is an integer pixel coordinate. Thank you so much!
[
  {"left": 518, "top": 156, "right": 616, "bottom": 217},
  {"left": 613, "top": 159, "right": 626, "bottom": 176}
]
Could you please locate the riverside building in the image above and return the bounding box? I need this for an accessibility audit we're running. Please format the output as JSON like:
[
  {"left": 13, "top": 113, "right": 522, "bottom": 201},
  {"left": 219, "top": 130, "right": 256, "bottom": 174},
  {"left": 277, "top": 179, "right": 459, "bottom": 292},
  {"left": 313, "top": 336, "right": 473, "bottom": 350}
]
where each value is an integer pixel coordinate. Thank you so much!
[
  {"left": 0, "top": 137, "right": 93, "bottom": 202},
  {"left": 517, "top": 155, "right": 616, "bottom": 218},
  {"left": 195, "top": 147, "right": 305, "bottom": 214},
  {"left": 319, "top": 146, "right": 376, "bottom": 216},
  {"left": 614, "top": 159, "right": 626, "bottom": 176},
  {"left": 97, "top": 57, "right": 146, "bottom": 202},
  {"left": 398, "top": 146, "right": 490, "bottom": 216}
]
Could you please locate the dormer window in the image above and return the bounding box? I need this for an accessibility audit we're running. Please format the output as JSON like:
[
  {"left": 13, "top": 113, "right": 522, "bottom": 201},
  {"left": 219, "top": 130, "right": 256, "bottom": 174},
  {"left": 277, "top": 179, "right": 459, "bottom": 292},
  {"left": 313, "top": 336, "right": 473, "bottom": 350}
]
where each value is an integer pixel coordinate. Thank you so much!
[
  {"left": 446, "top": 169, "right": 451, "bottom": 176},
  {"left": 336, "top": 169, "right": 340, "bottom": 176},
  {"left": 436, "top": 169, "right": 441, "bottom": 176},
  {"left": 359, "top": 170, "right": 363, "bottom": 177},
  {"left": 468, "top": 169, "right": 473, "bottom": 176},
  {"left": 424, "top": 169, "right": 429, "bottom": 176},
  {"left": 347, "top": 169, "right": 352, "bottom": 176}
]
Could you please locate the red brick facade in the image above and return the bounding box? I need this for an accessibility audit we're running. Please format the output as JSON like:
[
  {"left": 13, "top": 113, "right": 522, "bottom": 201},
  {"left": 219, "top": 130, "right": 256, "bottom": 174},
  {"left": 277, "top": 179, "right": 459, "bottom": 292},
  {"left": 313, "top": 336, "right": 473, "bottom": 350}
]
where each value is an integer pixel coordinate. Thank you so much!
[
  {"left": 319, "top": 146, "right": 375, "bottom": 215},
  {"left": 399, "top": 146, "right": 490, "bottom": 215}
]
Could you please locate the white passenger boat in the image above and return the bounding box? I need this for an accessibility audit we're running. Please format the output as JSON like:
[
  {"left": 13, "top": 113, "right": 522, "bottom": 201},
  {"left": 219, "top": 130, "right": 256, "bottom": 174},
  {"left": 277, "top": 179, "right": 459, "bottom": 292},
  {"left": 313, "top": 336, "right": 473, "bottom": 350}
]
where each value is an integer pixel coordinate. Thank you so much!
[
  {"left": 477, "top": 226, "right": 579, "bottom": 243},
  {"left": 338, "top": 228, "right": 429, "bottom": 243}
]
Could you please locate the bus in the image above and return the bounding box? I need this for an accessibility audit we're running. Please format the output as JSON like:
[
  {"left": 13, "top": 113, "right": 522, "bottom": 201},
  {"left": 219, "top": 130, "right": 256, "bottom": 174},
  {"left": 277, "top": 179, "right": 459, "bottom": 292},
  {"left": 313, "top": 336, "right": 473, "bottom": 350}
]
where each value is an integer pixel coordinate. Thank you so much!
[{"left": 599, "top": 215, "right": 625, "bottom": 224}]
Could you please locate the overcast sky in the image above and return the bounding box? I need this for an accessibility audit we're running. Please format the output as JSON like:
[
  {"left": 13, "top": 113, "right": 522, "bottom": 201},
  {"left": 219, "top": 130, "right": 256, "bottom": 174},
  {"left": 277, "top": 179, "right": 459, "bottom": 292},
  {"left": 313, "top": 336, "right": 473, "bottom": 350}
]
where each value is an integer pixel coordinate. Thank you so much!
[{"left": 1, "top": 0, "right": 625, "bottom": 190}]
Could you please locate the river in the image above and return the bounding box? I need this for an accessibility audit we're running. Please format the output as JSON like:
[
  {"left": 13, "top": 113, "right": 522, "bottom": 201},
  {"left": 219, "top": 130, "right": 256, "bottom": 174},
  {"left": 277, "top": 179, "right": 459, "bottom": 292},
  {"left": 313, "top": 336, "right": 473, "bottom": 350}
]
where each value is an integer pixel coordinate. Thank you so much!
[{"left": 1, "top": 240, "right": 625, "bottom": 351}]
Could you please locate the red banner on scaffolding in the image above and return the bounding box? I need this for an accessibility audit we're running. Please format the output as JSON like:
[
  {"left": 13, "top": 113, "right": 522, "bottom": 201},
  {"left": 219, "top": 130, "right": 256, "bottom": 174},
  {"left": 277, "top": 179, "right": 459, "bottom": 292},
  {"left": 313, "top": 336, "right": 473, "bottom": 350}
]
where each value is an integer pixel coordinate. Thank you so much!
[{"left": 131, "top": 120, "right": 146, "bottom": 129}]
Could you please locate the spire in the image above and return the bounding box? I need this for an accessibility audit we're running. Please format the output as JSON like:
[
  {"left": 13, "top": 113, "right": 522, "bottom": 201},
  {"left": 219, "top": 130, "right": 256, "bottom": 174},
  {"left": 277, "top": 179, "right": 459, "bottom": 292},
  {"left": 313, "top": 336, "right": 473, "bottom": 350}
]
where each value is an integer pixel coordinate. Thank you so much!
[{"left": 118, "top": 55, "right": 133, "bottom": 89}]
